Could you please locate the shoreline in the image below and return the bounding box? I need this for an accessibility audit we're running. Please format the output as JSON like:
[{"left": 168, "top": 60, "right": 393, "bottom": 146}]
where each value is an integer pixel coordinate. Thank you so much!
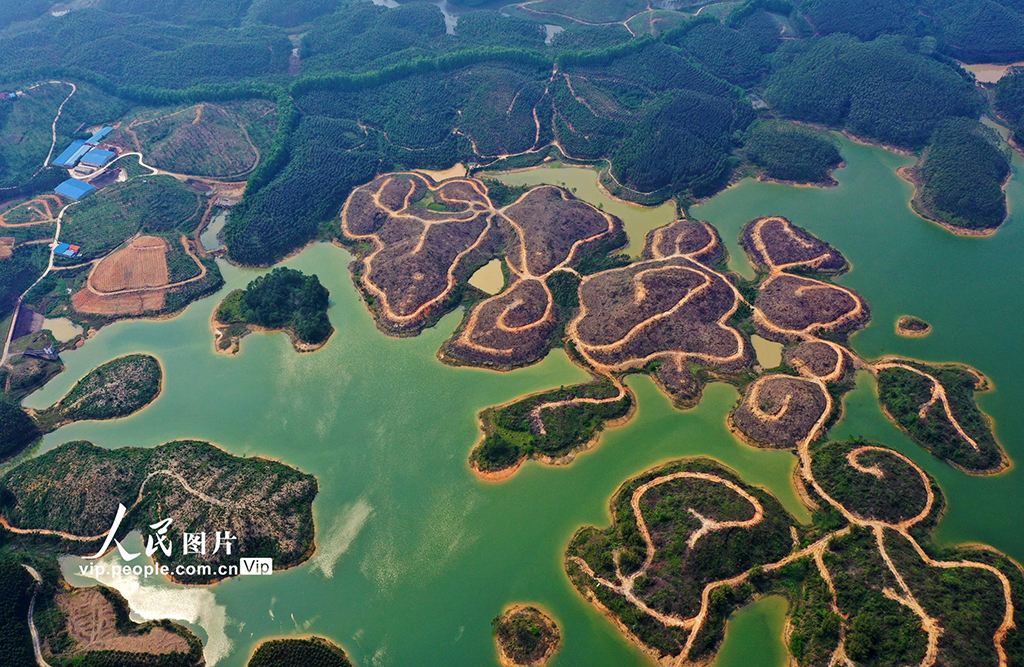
[
  {"left": 895, "top": 316, "right": 932, "bottom": 338},
  {"left": 494, "top": 603, "right": 562, "bottom": 667},
  {"left": 209, "top": 298, "right": 334, "bottom": 356},
  {"left": 470, "top": 386, "right": 638, "bottom": 483},
  {"left": 896, "top": 165, "right": 1005, "bottom": 237},
  {"left": 869, "top": 358, "right": 1011, "bottom": 476}
]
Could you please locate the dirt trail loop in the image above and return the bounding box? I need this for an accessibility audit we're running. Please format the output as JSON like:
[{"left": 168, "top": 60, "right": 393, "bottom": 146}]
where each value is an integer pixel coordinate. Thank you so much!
[
  {"left": 574, "top": 427, "right": 1015, "bottom": 665},
  {"left": 571, "top": 472, "right": 766, "bottom": 630},
  {"left": 870, "top": 361, "right": 980, "bottom": 451},
  {"left": 341, "top": 175, "right": 498, "bottom": 327},
  {"left": 0, "top": 195, "right": 63, "bottom": 228},
  {"left": 529, "top": 219, "right": 745, "bottom": 434},
  {"left": 746, "top": 217, "right": 866, "bottom": 339},
  {"left": 0, "top": 469, "right": 231, "bottom": 543}
]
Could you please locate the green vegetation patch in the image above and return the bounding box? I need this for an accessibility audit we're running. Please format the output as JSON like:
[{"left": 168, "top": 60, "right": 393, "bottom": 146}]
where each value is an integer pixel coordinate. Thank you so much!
[
  {"left": 248, "top": 636, "right": 352, "bottom": 667},
  {"left": 828, "top": 526, "right": 929, "bottom": 665},
  {"left": 492, "top": 606, "right": 561, "bottom": 667},
  {"left": 216, "top": 267, "right": 332, "bottom": 346},
  {"left": 743, "top": 120, "right": 843, "bottom": 184},
  {"left": 0, "top": 399, "right": 41, "bottom": 462},
  {"left": 765, "top": 35, "right": 982, "bottom": 148},
  {"left": 995, "top": 66, "right": 1024, "bottom": 144},
  {"left": 34, "top": 354, "right": 162, "bottom": 432},
  {"left": 911, "top": 118, "right": 1009, "bottom": 231},
  {"left": 0, "top": 549, "right": 37, "bottom": 667},
  {"left": 565, "top": 458, "right": 795, "bottom": 658},
  {"left": 472, "top": 380, "right": 630, "bottom": 473},
  {"left": 127, "top": 101, "right": 274, "bottom": 179},
  {"left": 810, "top": 440, "right": 932, "bottom": 525},
  {"left": 0, "top": 440, "right": 318, "bottom": 584},
  {"left": 60, "top": 176, "right": 203, "bottom": 262},
  {"left": 0, "top": 243, "right": 48, "bottom": 321},
  {"left": 876, "top": 360, "right": 1004, "bottom": 472}
]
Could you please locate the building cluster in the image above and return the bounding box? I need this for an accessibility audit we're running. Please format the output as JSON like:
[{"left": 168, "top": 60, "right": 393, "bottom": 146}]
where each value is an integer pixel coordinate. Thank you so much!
[
  {"left": 52, "top": 126, "right": 117, "bottom": 202},
  {"left": 52, "top": 126, "right": 115, "bottom": 169}
]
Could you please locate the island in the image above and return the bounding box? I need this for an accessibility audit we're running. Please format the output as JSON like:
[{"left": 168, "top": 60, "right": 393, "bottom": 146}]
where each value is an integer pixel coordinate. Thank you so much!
[
  {"left": 0, "top": 439, "right": 318, "bottom": 584},
  {"left": 492, "top": 605, "right": 561, "bottom": 667},
  {"left": 341, "top": 173, "right": 1007, "bottom": 484},
  {"left": 213, "top": 267, "right": 333, "bottom": 354},
  {"left": 875, "top": 359, "right": 1006, "bottom": 473},
  {"left": 896, "top": 315, "right": 932, "bottom": 337},
  {"left": 566, "top": 445, "right": 1023, "bottom": 666},
  {"left": 248, "top": 636, "right": 353, "bottom": 667},
  {"left": 32, "top": 353, "right": 162, "bottom": 432}
]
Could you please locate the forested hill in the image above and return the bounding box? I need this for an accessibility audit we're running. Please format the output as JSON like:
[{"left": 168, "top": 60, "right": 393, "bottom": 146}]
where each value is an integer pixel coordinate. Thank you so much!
[{"left": 1, "top": 0, "right": 1018, "bottom": 265}]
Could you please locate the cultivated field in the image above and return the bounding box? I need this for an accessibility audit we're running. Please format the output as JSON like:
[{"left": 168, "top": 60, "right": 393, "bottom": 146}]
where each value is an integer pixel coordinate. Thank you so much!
[{"left": 89, "top": 235, "right": 168, "bottom": 293}]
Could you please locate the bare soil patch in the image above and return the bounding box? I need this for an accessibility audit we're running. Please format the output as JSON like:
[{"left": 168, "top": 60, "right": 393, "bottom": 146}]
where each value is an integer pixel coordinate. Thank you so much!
[
  {"left": 741, "top": 216, "right": 848, "bottom": 274},
  {"left": 58, "top": 588, "right": 190, "bottom": 655},
  {"left": 732, "top": 375, "right": 830, "bottom": 448},
  {"left": 89, "top": 235, "right": 169, "bottom": 293}
]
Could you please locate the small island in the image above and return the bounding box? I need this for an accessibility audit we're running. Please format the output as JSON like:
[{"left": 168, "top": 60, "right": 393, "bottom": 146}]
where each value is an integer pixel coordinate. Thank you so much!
[
  {"left": 214, "top": 267, "right": 333, "bottom": 355},
  {"left": 33, "top": 353, "right": 162, "bottom": 432},
  {"left": 248, "top": 636, "right": 353, "bottom": 667},
  {"left": 896, "top": 315, "right": 932, "bottom": 337},
  {"left": 492, "top": 605, "right": 561, "bottom": 667},
  {"left": 471, "top": 380, "right": 632, "bottom": 479}
]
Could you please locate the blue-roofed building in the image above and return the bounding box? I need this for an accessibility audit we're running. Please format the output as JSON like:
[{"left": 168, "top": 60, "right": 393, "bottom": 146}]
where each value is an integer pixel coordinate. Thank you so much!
[
  {"left": 86, "top": 126, "right": 113, "bottom": 145},
  {"left": 81, "top": 148, "right": 115, "bottom": 167},
  {"left": 54, "top": 178, "right": 96, "bottom": 201},
  {"left": 53, "top": 140, "right": 87, "bottom": 167},
  {"left": 68, "top": 143, "right": 91, "bottom": 165}
]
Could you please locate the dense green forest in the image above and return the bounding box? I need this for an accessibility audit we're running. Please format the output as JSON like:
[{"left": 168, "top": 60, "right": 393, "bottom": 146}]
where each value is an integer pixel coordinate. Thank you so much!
[
  {"left": 912, "top": 118, "right": 1009, "bottom": 230},
  {"left": 0, "top": 245, "right": 48, "bottom": 322},
  {"left": 6, "top": 0, "right": 1014, "bottom": 265},
  {"left": 765, "top": 35, "right": 983, "bottom": 148},
  {"left": 802, "top": 0, "right": 1024, "bottom": 62},
  {"left": 995, "top": 66, "right": 1024, "bottom": 143},
  {"left": 0, "top": 399, "right": 41, "bottom": 461},
  {"left": 743, "top": 120, "right": 843, "bottom": 183},
  {"left": 217, "top": 267, "right": 332, "bottom": 344},
  {"left": 0, "top": 549, "right": 35, "bottom": 667}
]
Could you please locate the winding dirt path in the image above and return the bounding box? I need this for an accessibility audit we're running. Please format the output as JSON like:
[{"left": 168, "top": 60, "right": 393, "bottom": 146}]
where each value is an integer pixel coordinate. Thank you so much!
[
  {"left": 870, "top": 360, "right": 981, "bottom": 451},
  {"left": 0, "top": 469, "right": 231, "bottom": 543}
]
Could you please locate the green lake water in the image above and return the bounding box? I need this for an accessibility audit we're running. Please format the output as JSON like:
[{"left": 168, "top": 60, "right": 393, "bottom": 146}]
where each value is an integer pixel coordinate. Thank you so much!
[{"left": 26, "top": 134, "right": 1024, "bottom": 666}]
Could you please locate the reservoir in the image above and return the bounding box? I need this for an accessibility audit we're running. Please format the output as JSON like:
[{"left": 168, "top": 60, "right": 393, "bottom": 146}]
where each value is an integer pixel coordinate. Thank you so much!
[{"left": 27, "top": 134, "right": 1024, "bottom": 666}]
